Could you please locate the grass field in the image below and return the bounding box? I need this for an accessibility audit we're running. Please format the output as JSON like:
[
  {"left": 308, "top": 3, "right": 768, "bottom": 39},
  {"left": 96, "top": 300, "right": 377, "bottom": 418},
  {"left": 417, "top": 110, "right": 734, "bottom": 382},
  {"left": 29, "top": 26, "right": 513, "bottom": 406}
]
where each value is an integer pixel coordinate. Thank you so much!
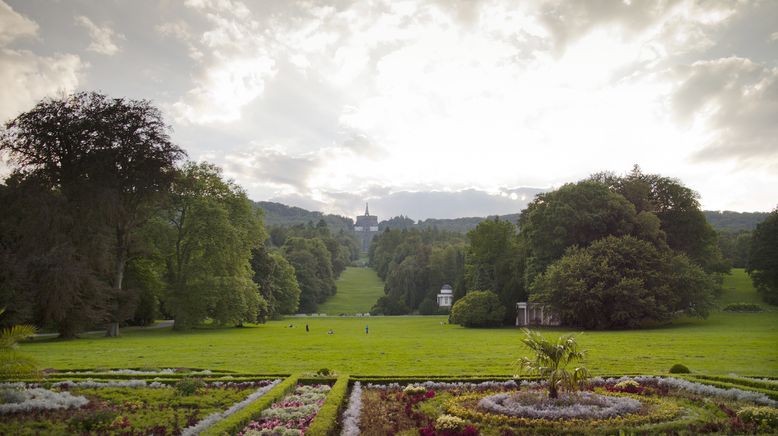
[
  {"left": 19, "top": 269, "right": 778, "bottom": 376},
  {"left": 317, "top": 267, "right": 384, "bottom": 314}
]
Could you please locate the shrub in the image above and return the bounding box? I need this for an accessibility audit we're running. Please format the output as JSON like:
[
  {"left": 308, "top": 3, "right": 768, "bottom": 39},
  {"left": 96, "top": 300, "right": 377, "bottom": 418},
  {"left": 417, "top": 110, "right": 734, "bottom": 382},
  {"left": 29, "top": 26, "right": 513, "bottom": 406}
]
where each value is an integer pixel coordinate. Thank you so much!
[
  {"left": 370, "top": 296, "right": 410, "bottom": 315},
  {"left": 449, "top": 291, "right": 505, "bottom": 327},
  {"left": 175, "top": 377, "right": 205, "bottom": 395},
  {"left": 669, "top": 364, "right": 690, "bottom": 374},
  {"left": 737, "top": 406, "right": 778, "bottom": 428},
  {"left": 723, "top": 303, "right": 763, "bottom": 312},
  {"left": 316, "top": 368, "right": 331, "bottom": 377}
]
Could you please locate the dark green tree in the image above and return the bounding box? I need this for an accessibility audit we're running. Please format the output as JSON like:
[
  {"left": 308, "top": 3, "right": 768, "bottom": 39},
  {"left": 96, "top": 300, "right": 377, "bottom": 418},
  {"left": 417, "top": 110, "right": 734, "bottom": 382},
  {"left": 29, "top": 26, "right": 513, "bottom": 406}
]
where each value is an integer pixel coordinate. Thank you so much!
[
  {"left": 531, "top": 235, "right": 715, "bottom": 329},
  {"left": 0, "top": 92, "right": 185, "bottom": 336},
  {"left": 748, "top": 209, "right": 778, "bottom": 305},
  {"left": 282, "top": 237, "right": 335, "bottom": 313},
  {"left": 465, "top": 219, "right": 523, "bottom": 323},
  {"left": 590, "top": 166, "right": 727, "bottom": 274},
  {"left": 251, "top": 245, "right": 301, "bottom": 319},
  {"left": 519, "top": 180, "right": 663, "bottom": 284}
]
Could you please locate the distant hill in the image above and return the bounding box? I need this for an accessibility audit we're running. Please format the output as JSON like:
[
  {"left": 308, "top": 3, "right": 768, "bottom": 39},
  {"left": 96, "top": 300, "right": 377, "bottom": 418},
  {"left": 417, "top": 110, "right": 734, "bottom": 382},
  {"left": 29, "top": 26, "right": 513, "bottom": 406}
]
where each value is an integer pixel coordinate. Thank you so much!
[
  {"left": 255, "top": 201, "right": 769, "bottom": 235},
  {"left": 254, "top": 201, "right": 354, "bottom": 232},
  {"left": 704, "top": 211, "right": 770, "bottom": 232}
]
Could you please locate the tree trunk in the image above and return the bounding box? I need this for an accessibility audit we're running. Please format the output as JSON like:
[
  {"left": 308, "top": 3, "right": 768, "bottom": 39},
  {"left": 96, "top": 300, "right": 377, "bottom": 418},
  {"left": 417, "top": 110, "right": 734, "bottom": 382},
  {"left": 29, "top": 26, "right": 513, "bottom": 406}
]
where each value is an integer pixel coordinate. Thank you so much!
[
  {"left": 549, "top": 383, "right": 559, "bottom": 399},
  {"left": 107, "top": 227, "right": 128, "bottom": 337}
]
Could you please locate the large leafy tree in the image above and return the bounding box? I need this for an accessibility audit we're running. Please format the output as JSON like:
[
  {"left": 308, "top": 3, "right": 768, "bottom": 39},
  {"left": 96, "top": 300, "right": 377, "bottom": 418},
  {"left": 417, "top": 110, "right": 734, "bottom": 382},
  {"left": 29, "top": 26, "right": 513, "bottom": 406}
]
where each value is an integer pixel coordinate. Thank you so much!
[
  {"left": 590, "top": 166, "right": 727, "bottom": 274},
  {"left": 282, "top": 237, "right": 335, "bottom": 313},
  {"left": 163, "top": 162, "right": 265, "bottom": 329},
  {"left": 465, "top": 219, "right": 523, "bottom": 323},
  {"left": 531, "top": 235, "right": 715, "bottom": 329},
  {"left": 748, "top": 209, "right": 778, "bottom": 305},
  {"left": 0, "top": 92, "right": 185, "bottom": 336},
  {"left": 519, "top": 180, "right": 665, "bottom": 284},
  {"left": 250, "top": 245, "right": 301, "bottom": 319}
]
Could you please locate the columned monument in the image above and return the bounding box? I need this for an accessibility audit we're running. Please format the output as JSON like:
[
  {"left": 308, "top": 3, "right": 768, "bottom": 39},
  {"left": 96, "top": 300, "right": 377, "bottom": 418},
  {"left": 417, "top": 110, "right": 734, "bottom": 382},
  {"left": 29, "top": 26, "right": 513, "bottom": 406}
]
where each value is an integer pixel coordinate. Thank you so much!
[{"left": 354, "top": 203, "right": 379, "bottom": 253}]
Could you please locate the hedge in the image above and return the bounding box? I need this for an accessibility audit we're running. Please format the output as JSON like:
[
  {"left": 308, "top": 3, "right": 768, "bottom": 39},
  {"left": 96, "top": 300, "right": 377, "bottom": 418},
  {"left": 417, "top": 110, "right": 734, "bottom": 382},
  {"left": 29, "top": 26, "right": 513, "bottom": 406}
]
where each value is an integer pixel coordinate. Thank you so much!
[
  {"left": 200, "top": 374, "right": 300, "bottom": 436},
  {"left": 683, "top": 376, "right": 778, "bottom": 400},
  {"left": 306, "top": 375, "right": 350, "bottom": 436}
]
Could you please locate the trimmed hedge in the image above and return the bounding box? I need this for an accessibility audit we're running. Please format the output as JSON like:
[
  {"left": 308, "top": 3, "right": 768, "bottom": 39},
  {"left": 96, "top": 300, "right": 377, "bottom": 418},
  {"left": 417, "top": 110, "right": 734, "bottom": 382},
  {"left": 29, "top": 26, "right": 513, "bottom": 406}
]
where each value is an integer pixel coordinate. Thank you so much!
[
  {"left": 689, "top": 374, "right": 778, "bottom": 392},
  {"left": 200, "top": 374, "right": 300, "bottom": 436},
  {"left": 306, "top": 375, "right": 350, "bottom": 436},
  {"left": 684, "top": 376, "right": 778, "bottom": 401}
]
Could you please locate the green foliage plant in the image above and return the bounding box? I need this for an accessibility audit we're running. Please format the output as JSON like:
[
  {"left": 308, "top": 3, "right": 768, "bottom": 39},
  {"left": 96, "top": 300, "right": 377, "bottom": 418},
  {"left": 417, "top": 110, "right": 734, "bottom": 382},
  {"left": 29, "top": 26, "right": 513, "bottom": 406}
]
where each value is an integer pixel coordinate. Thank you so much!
[
  {"left": 0, "top": 308, "right": 38, "bottom": 381},
  {"left": 516, "top": 329, "right": 589, "bottom": 399},
  {"left": 306, "top": 375, "right": 349, "bottom": 436},
  {"left": 669, "top": 364, "right": 690, "bottom": 374},
  {"left": 449, "top": 290, "right": 505, "bottom": 327},
  {"left": 737, "top": 406, "right": 778, "bottom": 429},
  {"left": 175, "top": 377, "right": 206, "bottom": 395}
]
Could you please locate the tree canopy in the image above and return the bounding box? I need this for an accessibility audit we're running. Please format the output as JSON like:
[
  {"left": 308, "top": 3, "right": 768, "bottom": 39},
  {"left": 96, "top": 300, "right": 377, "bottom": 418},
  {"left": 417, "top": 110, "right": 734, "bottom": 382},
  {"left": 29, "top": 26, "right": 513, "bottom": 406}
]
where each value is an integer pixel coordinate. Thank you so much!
[
  {"left": 748, "top": 209, "right": 778, "bottom": 305},
  {"left": 531, "top": 235, "right": 715, "bottom": 329}
]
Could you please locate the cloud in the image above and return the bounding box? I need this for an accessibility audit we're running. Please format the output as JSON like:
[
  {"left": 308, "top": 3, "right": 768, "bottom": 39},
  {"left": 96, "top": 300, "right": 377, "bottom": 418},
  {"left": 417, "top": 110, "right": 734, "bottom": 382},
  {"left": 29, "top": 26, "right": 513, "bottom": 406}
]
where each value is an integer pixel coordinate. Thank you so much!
[
  {"left": 170, "top": 0, "right": 277, "bottom": 124},
  {"left": 0, "top": 0, "right": 37, "bottom": 45},
  {"left": 0, "top": 2, "right": 82, "bottom": 123},
  {"left": 670, "top": 57, "right": 778, "bottom": 166},
  {"left": 220, "top": 146, "right": 323, "bottom": 194},
  {"left": 74, "top": 15, "right": 124, "bottom": 55}
]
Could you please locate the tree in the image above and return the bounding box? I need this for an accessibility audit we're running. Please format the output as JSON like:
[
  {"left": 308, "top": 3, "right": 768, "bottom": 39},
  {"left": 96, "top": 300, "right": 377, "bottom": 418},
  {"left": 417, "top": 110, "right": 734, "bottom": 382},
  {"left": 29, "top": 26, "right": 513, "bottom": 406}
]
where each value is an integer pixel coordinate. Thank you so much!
[
  {"left": 449, "top": 290, "right": 505, "bottom": 327},
  {"left": 251, "top": 245, "right": 301, "bottom": 319},
  {"left": 748, "top": 210, "right": 778, "bottom": 305},
  {"left": 531, "top": 235, "right": 715, "bottom": 329},
  {"left": 0, "top": 92, "right": 185, "bottom": 336},
  {"left": 516, "top": 329, "right": 589, "bottom": 399},
  {"left": 282, "top": 237, "right": 335, "bottom": 313},
  {"left": 163, "top": 162, "right": 265, "bottom": 329},
  {"left": 519, "top": 181, "right": 663, "bottom": 284},
  {"left": 590, "top": 166, "right": 727, "bottom": 274},
  {"left": 465, "top": 219, "right": 523, "bottom": 323},
  {"left": 0, "top": 173, "right": 108, "bottom": 338}
]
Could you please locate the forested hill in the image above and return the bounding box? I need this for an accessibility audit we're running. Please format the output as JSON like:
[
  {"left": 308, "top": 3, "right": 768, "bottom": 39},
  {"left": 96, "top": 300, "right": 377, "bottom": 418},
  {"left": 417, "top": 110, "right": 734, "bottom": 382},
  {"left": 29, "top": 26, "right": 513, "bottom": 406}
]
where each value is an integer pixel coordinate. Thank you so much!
[
  {"left": 704, "top": 211, "right": 770, "bottom": 232},
  {"left": 254, "top": 201, "right": 354, "bottom": 232},
  {"left": 254, "top": 201, "right": 769, "bottom": 234}
]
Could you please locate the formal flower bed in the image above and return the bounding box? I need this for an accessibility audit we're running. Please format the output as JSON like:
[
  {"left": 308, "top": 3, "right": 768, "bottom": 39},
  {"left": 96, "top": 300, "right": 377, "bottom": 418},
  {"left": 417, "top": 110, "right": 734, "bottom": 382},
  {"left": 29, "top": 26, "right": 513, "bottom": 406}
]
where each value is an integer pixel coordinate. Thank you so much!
[
  {"left": 239, "top": 384, "right": 331, "bottom": 436},
  {"left": 347, "top": 377, "right": 778, "bottom": 434},
  {"left": 0, "top": 379, "right": 278, "bottom": 435}
]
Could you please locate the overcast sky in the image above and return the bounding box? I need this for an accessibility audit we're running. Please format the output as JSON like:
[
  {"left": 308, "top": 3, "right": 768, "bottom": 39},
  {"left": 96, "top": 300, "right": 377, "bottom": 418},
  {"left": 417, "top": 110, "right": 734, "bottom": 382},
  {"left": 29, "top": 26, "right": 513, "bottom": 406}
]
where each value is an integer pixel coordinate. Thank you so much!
[{"left": 1, "top": 0, "right": 776, "bottom": 220}]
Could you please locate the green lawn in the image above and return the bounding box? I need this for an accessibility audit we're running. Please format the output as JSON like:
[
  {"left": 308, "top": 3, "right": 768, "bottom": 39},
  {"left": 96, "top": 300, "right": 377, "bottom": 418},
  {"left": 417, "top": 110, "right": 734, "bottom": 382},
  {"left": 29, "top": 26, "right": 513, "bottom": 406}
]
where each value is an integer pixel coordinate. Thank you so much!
[
  {"left": 317, "top": 266, "right": 385, "bottom": 315},
  {"left": 19, "top": 269, "right": 778, "bottom": 376}
]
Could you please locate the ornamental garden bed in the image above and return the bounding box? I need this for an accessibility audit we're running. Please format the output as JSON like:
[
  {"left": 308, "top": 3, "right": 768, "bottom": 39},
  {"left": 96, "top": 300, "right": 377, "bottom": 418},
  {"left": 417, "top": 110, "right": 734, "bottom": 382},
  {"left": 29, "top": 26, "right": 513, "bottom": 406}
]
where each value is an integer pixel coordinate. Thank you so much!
[
  {"left": 0, "top": 376, "right": 280, "bottom": 435},
  {"left": 340, "top": 376, "right": 778, "bottom": 435}
]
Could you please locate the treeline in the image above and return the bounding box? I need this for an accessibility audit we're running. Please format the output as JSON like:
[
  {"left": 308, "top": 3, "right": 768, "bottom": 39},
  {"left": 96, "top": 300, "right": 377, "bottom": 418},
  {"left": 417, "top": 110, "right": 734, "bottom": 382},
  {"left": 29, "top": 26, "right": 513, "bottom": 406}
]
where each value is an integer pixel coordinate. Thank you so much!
[
  {"left": 256, "top": 201, "right": 354, "bottom": 232},
  {"left": 368, "top": 228, "right": 466, "bottom": 315},
  {"left": 372, "top": 166, "right": 740, "bottom": 329},
  {"left": 0, "top": 92, "right": 353, "bottom": 338}
]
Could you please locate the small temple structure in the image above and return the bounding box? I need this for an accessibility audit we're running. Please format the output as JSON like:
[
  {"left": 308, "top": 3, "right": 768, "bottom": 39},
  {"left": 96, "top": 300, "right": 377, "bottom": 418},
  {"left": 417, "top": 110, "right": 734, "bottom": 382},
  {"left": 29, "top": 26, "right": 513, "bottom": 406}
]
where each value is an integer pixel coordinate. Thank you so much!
[
  {"left": 515, "top": 302, "right": 561, "bottom": 326},
  {"left": 436, "top": 284, "right": 453, "bottom": 308},
  {"left": 354, "top": 203, "right": 379, "bottom": 253}
]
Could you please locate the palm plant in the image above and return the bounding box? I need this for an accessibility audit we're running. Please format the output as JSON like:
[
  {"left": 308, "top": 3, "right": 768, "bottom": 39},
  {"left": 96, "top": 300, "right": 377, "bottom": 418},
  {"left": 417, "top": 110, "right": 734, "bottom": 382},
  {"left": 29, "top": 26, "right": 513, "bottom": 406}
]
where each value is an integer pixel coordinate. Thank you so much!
[
  {"left": 0, "top": 309, "right": 38, "bottom": 381},
  {"left": 516, "top": 328, "right": 589, "bottom": 399}
]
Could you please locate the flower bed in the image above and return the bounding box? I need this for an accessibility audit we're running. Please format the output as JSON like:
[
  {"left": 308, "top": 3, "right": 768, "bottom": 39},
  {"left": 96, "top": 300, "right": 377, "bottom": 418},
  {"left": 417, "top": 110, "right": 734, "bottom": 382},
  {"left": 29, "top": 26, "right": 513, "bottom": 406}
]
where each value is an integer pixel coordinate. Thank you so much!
[
  {"left": 0, "top": 379, "right": 278, "bottom": 435},
  {"left": 345, "top": 377, "right": 778, "bottom": 434},
  {"left": 238, "top": 384, "right": 331, "bottom": 436}
]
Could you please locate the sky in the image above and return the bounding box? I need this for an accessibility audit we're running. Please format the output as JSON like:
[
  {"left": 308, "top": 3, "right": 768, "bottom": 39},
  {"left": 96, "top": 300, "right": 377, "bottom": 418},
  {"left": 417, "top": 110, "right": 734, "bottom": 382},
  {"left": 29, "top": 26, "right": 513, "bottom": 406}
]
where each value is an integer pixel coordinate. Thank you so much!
[{"left": 1, "top": 0, "right": 776, "bottom": 220}]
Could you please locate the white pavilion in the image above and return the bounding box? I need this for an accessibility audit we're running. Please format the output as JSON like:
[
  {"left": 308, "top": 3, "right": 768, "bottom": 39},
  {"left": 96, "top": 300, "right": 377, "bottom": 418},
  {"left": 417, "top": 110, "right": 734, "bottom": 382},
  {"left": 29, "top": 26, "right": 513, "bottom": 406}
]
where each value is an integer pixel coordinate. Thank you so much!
[{"left": 436, "top": 284, "right": 453, "bottom": 308}]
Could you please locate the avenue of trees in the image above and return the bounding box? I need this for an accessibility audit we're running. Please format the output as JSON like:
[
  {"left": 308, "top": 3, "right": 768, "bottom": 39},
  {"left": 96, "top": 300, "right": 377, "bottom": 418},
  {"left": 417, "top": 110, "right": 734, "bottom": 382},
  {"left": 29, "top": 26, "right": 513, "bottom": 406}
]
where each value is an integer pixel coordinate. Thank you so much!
[{"left": 0, "top": 92, "right": 353, "bottom": 337}]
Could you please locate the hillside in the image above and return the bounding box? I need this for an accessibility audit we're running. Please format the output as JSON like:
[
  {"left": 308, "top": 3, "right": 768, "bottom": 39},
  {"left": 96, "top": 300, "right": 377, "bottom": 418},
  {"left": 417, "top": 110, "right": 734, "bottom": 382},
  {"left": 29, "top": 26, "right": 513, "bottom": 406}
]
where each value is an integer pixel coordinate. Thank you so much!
[
  {"left": 255, "top": 200, "right": 769, "bottom": 234},
  {"left": 704, "top": 210, "right": 770, "bottom": 232},
  {"left": 254, "top": 201, "right": 354, "bottom": 232}
]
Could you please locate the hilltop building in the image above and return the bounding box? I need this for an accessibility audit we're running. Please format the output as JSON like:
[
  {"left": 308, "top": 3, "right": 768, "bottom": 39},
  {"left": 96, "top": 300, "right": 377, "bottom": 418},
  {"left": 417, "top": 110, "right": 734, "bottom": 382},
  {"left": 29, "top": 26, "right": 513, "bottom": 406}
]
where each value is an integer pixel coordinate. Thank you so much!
[{"left": 354, "top": 203, "right": 379, "bottom": 253}]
